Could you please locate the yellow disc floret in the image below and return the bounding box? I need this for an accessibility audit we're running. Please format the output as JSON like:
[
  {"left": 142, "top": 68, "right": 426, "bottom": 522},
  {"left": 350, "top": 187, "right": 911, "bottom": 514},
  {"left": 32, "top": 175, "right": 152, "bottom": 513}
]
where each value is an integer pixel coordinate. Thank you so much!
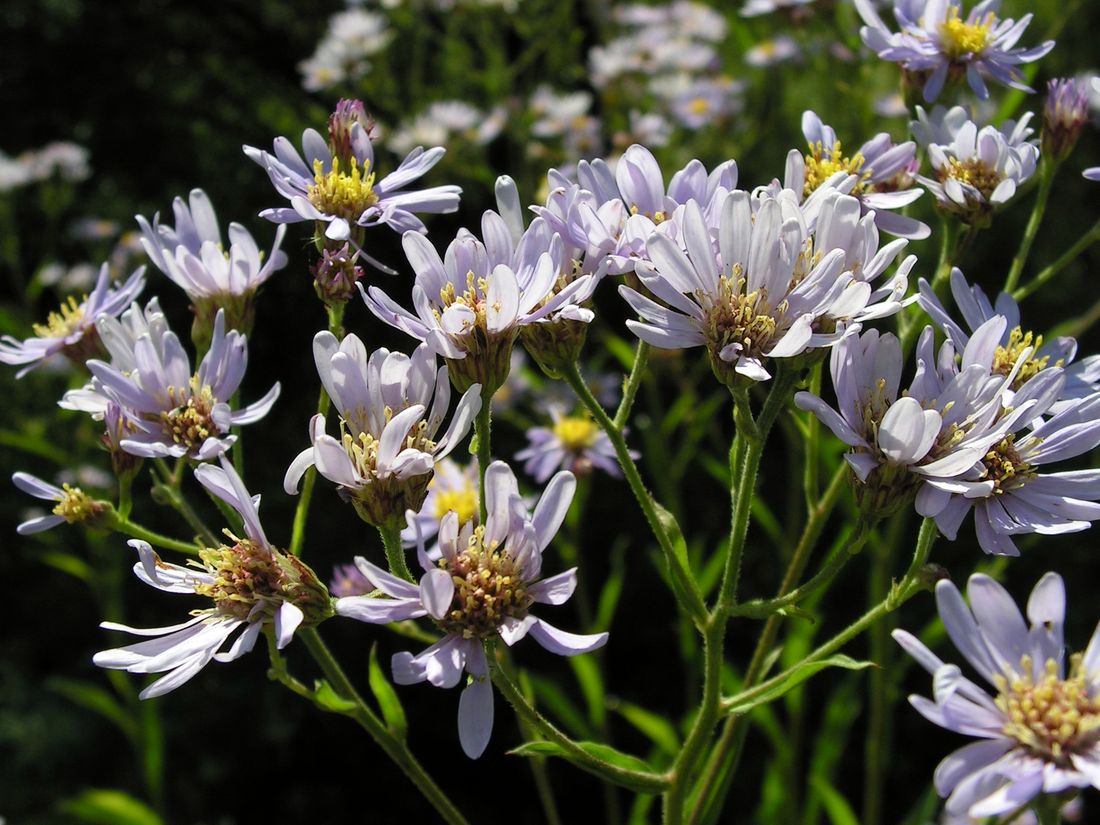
[
  {"left": 553, "top": 415, "right": 599, "bottom": 451},
  {"left": 160, "top": 378, "right": 218, "bottom": 453},
  {"left": 804, "top": 141, "right": 870, "bottom": 197},
  {"left": 51, "top": 484, "right": 105, "bottom": 525},
  {"left": 940, "top": 7, "right": 995, "bottom": 60},
  {"left": 433, "top": 484, "right": 479, "bottom": 526},
  {"left": 437, "top": 525, "right": 533, "bottom": 639},
  {"left": 33, "top": 295, "right": 86, "bottom": 339},
  {"left": 992, "top": 326, "right": 1062, "bottom": 389},
  {"left": 307, "top": 157, "right": 379, "bottom": 222}
]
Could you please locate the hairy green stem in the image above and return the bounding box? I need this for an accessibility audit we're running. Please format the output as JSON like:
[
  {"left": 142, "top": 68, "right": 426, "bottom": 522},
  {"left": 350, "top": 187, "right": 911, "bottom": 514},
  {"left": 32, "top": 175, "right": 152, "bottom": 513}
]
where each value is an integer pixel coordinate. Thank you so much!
[
  {"left": 297, "top": 628, "right": 470, "bottom": 825},
  {"left": 110, "top": 514, "right": 201, "bottom": 556},
  {"left": 803, "top": 363, "right": 822, "bottom": 509},
  {"left": 380, "top": 523, "right": 413, "bottom": 582},
  {"left": 613, "top": 340, "right": 650, "bottom": 430},
  {"left": 563, "top": 363, "right": 708, "bottom": 627},
  {"left": 1004, "top": 159, "right": 1056, "bottom": 294},
  {"left": 1013, "top": 217, "right": 1100, "bottom": 301},
  {"left": 475, "top": 388, "right": 493, "bottom": 524}
]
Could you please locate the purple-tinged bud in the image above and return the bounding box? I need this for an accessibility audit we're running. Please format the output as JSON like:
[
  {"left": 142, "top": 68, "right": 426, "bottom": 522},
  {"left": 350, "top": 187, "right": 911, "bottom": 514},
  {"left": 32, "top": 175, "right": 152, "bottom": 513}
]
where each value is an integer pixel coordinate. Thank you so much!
[
  {"left": 1043, "top": 78, "right": 1090, "bottom": 161},
  {"left": 312, "top": 243, "right": 364, "bottom": 307},
  {"left": 328, "top": 99, "right": 377, "bottom": 168},
  {"left": 101, "top": 402, "right": 143, "bottom": 481}
]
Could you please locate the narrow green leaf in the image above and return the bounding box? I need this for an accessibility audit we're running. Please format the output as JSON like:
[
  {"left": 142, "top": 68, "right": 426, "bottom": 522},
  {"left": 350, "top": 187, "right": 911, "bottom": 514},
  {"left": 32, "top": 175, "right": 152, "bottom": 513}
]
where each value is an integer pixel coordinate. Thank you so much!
[
  {"left": 613, "top": 700, "right": 681, "bottom": 757},
  {"left": 594, "top": 543, "right": 625, "bottom": 631},
  {"left": 810, "top": 777, "right": 860, "bottom": 825},
  {"left": 313, "top": 680, "right": 357, "bottom": 714},
  {"left": 725, "top": 656, "right": 876, "bottom": 715},
  {"left": 58, "top": 789, "right": 163, "bottom": 825},
  {"left": 49, "top": 678, "right": 137, "bottom": 740},
  {"left": 41, "top": 551, "right": 94, "bottom": 581},
  {"left": 603, "top": 334, "right": 638, "bottom": 371},
  {"left": 368, "top": 644, "right": 407, "bottom": 737},
  {"left": 526, "top": 673, "right": 594, "bottom": 739},
  {"left": 570, "top": 654, "right": 606, "bottom": 728},
  {"left": 508, "top": 740, "right": 664, "bottom": 793}
]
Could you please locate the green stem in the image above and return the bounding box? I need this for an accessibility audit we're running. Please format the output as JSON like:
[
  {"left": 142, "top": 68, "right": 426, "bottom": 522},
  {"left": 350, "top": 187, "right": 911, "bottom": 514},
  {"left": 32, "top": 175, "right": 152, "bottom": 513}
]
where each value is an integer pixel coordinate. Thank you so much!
[
  {"left": 488, "top": 651, "right": 670, "bottom": 794},
  {"left": 475, "top": 388, "right": 493, "bottom": 524},
  {"left": 380, "top": 523, "right": 413, "bottom": 582},
  {"left": 562, "top": 363, "right": 708, "bottom": 627},
  {"left": 803, "top": 363, "right": 822, "bottom": 509},
  {"left": 1004, "top": 160, "right": 1057, "bottom": 294},
  {"left": 1033, "top": 796, "right": 1063, "bottom": 825},
  {"left": 297, "top": 628, "right": 470, "bottom": 825},
  {"left": 1013, "top": 217, "right": 1100, "bottom": 302},
  {"left": 613, "top": 341, "right": 650, "bottom": 430},
  {"left": 117, "top": 473, "right": 133, "bottom": 521},
  {"left": 111, "top": 515, "right": 201, "bottom": 556},
  {"left": 151, "top": 463, "right": 218, "bottom": 548}
]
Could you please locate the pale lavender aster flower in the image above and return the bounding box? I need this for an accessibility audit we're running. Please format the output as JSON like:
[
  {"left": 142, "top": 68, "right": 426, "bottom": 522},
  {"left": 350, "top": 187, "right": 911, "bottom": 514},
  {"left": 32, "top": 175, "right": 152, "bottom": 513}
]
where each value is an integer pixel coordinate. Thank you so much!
[
  {"left": 917, "top": 269, "right": 1100, "bottom": 411},
  {"left": 389, "top": 101, "right": 506, "bottom": 157},
  {"left": 621, "top": 189, "right": 912, "bottom": 386},
  {"left": 745, "top": 36, "right": 801, "bottom": 67},
  {"left": 516, "top": 409, "right": 626, "bottom": 483},
  {"left": 136, "top": 188, "right": 288, "bottom": 333},
  {"left": 795, "top": 321, "right": 1040, "bottom": 516},
  {"left": 894, "top": 572, "right": 1100, "bottom": 819},
  {"left": 330, "top": 563, "right": 373, "bottom": 598},
  {"left": 786, "top": 110, "right": 929, "bottom": 239},
  {"left": 298, "top": 8, "right": 393, "bottom": 92},
  {"left": 67, "top": 309, "right": 280, "bottom": 461},
  {"left": 400, "top": 457, "right": 480, "bottom": 550},
  {"left": 741, "top": 0, "right": 815, "bottom": 17},
  {"left": 12, "top": 472, "right": 107, "bottom": 535},
  {"left": 283, "top": 333, "right": 481, "bottom": 529},
  {"left": 361, "top": 212, "right": 596, "bottom": 393},
  {"left": 912, "top": 106, "right": 1038, "bottom": 227},
  {"left": 854, "top": 0, "right": 1054, "bottom": 102},
  {"left": 651, "top": 74, "right": 744, "bottom": 130},
  {"left": 0, "top": 263, "right": 145, "bottom": 377},
  {"left": 625, "top": 111, "right": 673, "bottom": 149},
  {"left": 1043, "top": 78, "right": 1091, "bottom": 161},
  {"left": 336, "top": 461, "right": 607, "bottom": 758},
  {"left": 244, "top": 99, "right": 461, "bottom": 244},
  {"left": 94, "top": 458, "right": 330, "bottom": 698}
]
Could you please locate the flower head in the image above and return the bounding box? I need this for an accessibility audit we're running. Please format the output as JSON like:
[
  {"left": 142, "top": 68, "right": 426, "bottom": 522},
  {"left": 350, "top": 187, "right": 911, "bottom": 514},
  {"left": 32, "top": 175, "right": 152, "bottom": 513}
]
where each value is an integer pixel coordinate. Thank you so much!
[
  {"left": 1043, "top": 78, "right": 1091, "bottom": 161},
  {"left": 0, "top": 264, "right": 145, "bottom": 378},
  {"left": 895, "top": 572, "right": 1100, "bottom": 819},
  {"left": 93, "top": 458, "right": 331, "bottom": 699},
  {"left": 400, "top": 457, "right": 481, "bottom": 551},
  {"left": 12, "top": 472, "right": 109, "bottom": 535},
  {"left": 136, "top": 188, "right": 288, "bottom": 341},
  {"left": 244, "top": 99, "right": 461, "bottom": 250},
  {"left": 515, "top": 409, "right": 627, "bottom": 483},
  {"left": 67, "top": 309, "right": 280, "bottom": 461},
  {"left": 785, "top": 110, "right": 929, "bottom": 239},
  {"left": 284, "top": 333, "right": 481, "bottom": 529},
  {"left": 855, "top": 0, "right": 1054, "bottom": 102},
  {"left": 621, "top": 189, "right": 913, "bottom": 386},
  {"left": 913, "top": 106, "right": 1038, "bottom": 227},
  {"left": 335, "top": 461, "right": 607, "bottom": 758}
]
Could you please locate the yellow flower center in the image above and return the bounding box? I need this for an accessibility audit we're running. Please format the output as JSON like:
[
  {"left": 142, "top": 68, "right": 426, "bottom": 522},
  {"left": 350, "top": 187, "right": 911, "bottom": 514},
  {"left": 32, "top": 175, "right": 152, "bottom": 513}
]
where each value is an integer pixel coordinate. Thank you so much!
[
  {"left": 995, "top": 655, "right": 1100, "bottom": 765},
  {"left": 704, "top": 275, "right": 783, "bottom": 364},
  {"left": 307, "top": 157, "right": 379, "bottom": 222},
  {"left": 340, "top": 407, "right": 437, "bottom": 480},
  {"left": 195, "top": 538, "right": 287, "bottom": 621},
  {"left": 629, "top": 204, "right": 667, "bottom": 224},
  {"left": 939, "top": 8, "right": 995, "bottom": 60},
  {"left": 980, "top": 434, "right": 1035, "bottom": 494},
  {"left": 688, "top": 97, "right": 710, "bottom": 115},
  {"left": 436, "top": 525, "right": 533, "bottom": 639},
  {"left": 804, "top": 141, "right": 870, "bottom": 198},
  {"left": 433, "top": 485, "right": 479, "bottom": 526},
  {"left": 33, "top": 295, "right": 86, "bottom": 339},
  {"left": 942, "top": 157, "right": 1004, "bottom": 200},
  {"left": 160, "top": 379, "right": 218, "bottom": 453},
  {"left": 553, "top": 415, "right": 599, "bottom": 450},
  {"left": 51, "top": 484, "right": 103, "bottom": 524},
  {"left": 991, "top": 326, "right": 1061, "bottom": 390}
]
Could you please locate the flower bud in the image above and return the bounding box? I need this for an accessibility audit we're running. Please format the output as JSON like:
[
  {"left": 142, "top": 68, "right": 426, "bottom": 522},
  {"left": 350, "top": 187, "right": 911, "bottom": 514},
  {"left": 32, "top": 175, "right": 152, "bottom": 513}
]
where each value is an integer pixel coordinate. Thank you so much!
[
  {"left": 328, "top": 99, "right": 377, "bottom": 169},
  {"left": 1043, "top": 78, "right": 1090, "bottom": 162},
  {"left": 312, "top": 243, "right": 364, "bottom": 307}
]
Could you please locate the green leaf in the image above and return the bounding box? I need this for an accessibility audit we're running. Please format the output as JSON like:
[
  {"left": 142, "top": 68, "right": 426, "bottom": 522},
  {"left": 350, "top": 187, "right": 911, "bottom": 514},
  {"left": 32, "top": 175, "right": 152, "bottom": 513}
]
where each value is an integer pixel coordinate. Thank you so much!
[
  {"left": 49, "top": 678, "right": 137, "bottom": 740},
  {"left": 313, "top": 680, "right": 357, "bottom": 714},
  {"left": 58, "top": 789, "right": 163, "bottom": 825},
  {"left": 368, "top": 644, "right": 407, "bottom": 737},
  {"left": 724, "top": 656, "right": 876, "bottom": 715},
  {"left": 526, "top": 673, "right": 594, "bottom": 739},
  {"left": 570, "top": 654, "right": 606, "bottom": 728},
  {"left": 810, "top": 776, "right": 861, "bottom": 825},
  {"left": 40, "top": 551, "right": 94, "bottom": 582},
  {"left": 603, "top": 334, "right": 638, "bottom": 371},
  {"left": 508, "top": 740, "right": 664, "bottom": 793},
  {"left": 594, "top": 543, "right": 625, "bottom": 632},
  {"left": 612, "top": 700, "right": 681, "bottom": 757}
]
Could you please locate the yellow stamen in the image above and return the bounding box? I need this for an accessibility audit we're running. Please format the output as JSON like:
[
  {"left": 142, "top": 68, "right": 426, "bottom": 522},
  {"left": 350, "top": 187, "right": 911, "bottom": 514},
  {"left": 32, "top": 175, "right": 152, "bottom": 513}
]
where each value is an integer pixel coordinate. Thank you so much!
[
  {"left": 307, "top": 156, "right": 379, "bottom": 222},
  {"left": 553, "top": 415, "right": 599, "bottom": 450},
  {"left": 940, "top": 8, "right": 995, "bottom": 60}
]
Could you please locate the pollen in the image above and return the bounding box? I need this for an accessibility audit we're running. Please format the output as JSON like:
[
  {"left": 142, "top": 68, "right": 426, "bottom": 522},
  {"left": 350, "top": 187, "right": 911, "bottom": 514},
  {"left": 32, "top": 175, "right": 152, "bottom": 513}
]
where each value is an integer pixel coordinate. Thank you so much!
[
  {"left": 51, "top": 484, "right": 104, "bottom": 524},
  {"left": 160, "top": 379, "right": 218, "bottom": 453},
  {"left": 553, "top": 415, "right": 599, "bottom": 451},
  {"left": 433, "top": 485, "right": 479, "bottom": 526},
  {"left": 803, "top": 141, "right": 870, "bottom": 197},
  {"left": 939, "top": 8, "right": 995, "bottom": 60},
  {"left": 307, "top": 156, "right": 379, "bottom": 222},
  {"left": 342, "top": 409, "right": 436, "bottom": 480},
  {"left": 195, "top": 538, "right": 286, "bottom": 621},
  {"left": 995, "top": 655, "right": 1100, "bottom": 765},
  {"left": 437, "top": 525, "right": 533, "bottom": 639},
  {"left": 942, "top": 156, "right": 1004, "bottom": 199},
  {"left": 703, "top": 275, "right": 782, "bottom": 365},
  {"left": 992, "top": 326, "right": 1061, "bottom": 389},
  {"left": 981, "top": 434, "right": 1035, "bottom": 494},
  {"left": 33, "top": 295, "right": 86, "bottom": 339}
]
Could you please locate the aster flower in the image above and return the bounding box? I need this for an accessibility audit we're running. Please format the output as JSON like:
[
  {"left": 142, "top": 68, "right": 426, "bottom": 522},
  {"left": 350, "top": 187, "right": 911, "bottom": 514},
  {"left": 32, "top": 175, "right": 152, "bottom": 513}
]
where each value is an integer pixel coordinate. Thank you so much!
[
  {"left": 93, "top": 458, "right": 331, "bottom": 699},
  {"left": 917, "top": 269, "right": 1100, "bottom": 411},
  {"left": 66, "top": 310, "right": 280, "bottom": 461},
  {"left": 244, "top": 99, "right": 461, "bottom": 249},
  {"left": 795, "top": 321, "right": 1042, "bottom": 518},
  {"left": 361, "top": 211, "right": 596, "bottom": 393},
  {"left": 785, "top": 110, "right": 929, "bottom": 240},
  {"left": 400, "top": 457, "right": 480, "bottom": 550},
  {"left": 854, "top": 0, "right": 1054, "bottom": 103},
  {"left": 1043, "top": 78, "right": 1091, "bottom": 161},
  {"left": 912, "top": 106, "right": 1038, "bottom": 227},
  {"left": 0, "top": 263, "right": 145, "bottom": 377},
  {"left": 745, "top": 36, "right": 801, "bottom": 68},
  {"left": 620, "top": 189, "right": 912, "bottom": 386},
  {"left": 330, "top": 562, "right": 373, "bottom": 598},
  {"left": 335, "top": 461, "right": 608, "bottom": 758},
  {"left": 894, "top": 572, "right": 1100, "bottom": 819},
  {"left": 515, "top": 409, "right": 626, "bottom": 483},
  {"left": 741, "top": 0, "right": 815, "bottom": 17},
  {"left": 389, "top": 101, "right": 506, "bottom": 157},
  {"left": 283, "top": 333, "right": 481, "bottom": 529},
  {"left": 297, "top": 8, "right": 393, "bottom": 92},
  {"left": 650, "top": 74, "right": 744, "bottom": 130},
  {"left": 136, "top": 188, "right": 288, "bottom": 339},
  {"left": 12, "top": 472, "right": 107, "bottom": 535}
]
